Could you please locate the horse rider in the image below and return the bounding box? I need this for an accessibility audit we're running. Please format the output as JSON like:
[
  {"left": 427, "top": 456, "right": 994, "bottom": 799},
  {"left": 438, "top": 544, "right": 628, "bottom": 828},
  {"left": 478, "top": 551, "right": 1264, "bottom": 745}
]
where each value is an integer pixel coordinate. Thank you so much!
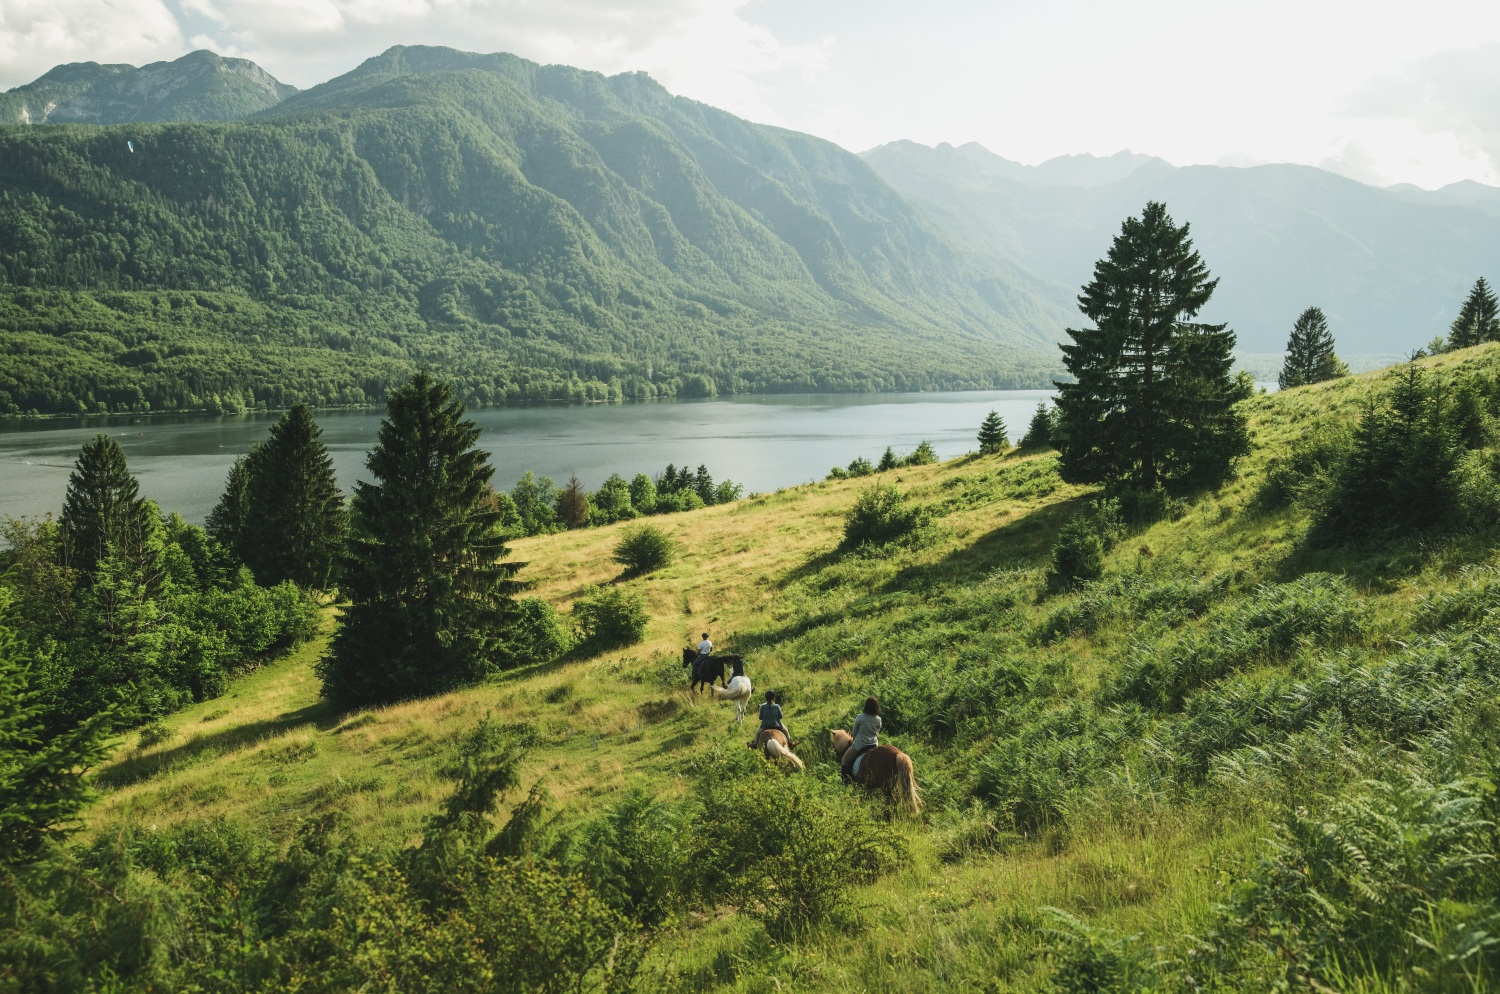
[
  {"left": 751, "top": 689, "right": 791, "bottom": 748},
  {"left": 841, "top": 696, "right": 882, "bottom": 781},
  {"left": 690, "top": 631, "right": 712, "bottom": 682}
]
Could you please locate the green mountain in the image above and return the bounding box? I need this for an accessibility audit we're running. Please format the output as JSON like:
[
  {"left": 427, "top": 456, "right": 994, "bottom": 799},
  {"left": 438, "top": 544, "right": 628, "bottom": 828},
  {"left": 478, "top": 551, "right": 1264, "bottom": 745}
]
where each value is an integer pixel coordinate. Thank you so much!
[
  {"left": 0, "top": 46, "right": 1067, "bottom": 416},
  {"left": 0, "top": 50, "right": 297, "bottom": 125},
  {"left": 864, "top": 140, "right": 1500, "bottom": 354}
]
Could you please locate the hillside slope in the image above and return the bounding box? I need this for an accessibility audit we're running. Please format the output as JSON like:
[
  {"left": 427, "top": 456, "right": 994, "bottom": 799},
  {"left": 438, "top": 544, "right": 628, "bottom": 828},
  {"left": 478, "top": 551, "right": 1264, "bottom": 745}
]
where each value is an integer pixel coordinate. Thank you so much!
[
  {"left": 864, "top": 140, "right": 1500, "bottom": 354},
  {"left": 73, "top": 346, "right": 1500, "bottom": 991},
  {"left": 0, "top": 47, "right": 1067, "bottom": 417}
]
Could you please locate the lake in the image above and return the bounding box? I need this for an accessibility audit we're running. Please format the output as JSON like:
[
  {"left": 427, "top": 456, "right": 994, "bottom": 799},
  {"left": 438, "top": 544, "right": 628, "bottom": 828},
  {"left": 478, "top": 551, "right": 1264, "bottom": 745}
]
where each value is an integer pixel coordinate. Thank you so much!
[{"left": 0, "top": 390, "right": 1058, "bottom": 525}]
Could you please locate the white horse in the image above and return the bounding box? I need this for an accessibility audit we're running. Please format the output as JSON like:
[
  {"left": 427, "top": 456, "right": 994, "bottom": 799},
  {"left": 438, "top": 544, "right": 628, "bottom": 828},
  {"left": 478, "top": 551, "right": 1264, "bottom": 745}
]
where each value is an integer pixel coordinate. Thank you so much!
[{"left": 712, "top": 667, "right": 754, "bottom": 724}]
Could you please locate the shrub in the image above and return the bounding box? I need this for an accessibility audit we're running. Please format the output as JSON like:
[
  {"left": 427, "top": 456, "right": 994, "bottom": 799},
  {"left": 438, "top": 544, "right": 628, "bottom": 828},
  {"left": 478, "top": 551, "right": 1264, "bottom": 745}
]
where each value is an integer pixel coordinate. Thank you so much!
[
  {"left": 687, "top": 755, "right": 907, "bottom": 937},
  {"left": 841, "top": 483, "right": 925, "bottom": 549},
  {"left": 902, "top": 440, "right": 938, "bottom": 467},
  {"left": 1044, "top": 500, "right": 1126, "bottom": 595},
  {"left": 612, "top": 525, "right": 677, "bottom": 575},
  {"left": 573, "top": 586, "right": 649, "bottom": 649},
  {"left": 495, "top": 598, "right": 574, "bottom": 667}
]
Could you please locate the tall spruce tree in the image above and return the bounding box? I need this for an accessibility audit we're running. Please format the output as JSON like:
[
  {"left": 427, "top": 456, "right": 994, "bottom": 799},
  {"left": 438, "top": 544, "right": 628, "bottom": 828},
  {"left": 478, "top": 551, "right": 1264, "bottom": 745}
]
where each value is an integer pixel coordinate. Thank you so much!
[
  {"left": 1055, "top": 201, "right": 1248, "bottom": 491},
  {"left": 58, "top": 434, "right": 148, "bottom": 577},
  {"left": 1020, "top": 402, "right": 1055, "bottom": 449},
  {"left": 318, "top": 372, "right": 525, "bottom": 707},
  {"left": 1448, "top": 277, "right": 1500, "bottom": 350},
  {"left": 1278, "top": 306, "right": 1348, "bottom": 389},
  {"left": 977, "top": 410, "right": 1008, "bottom": 454},
  {"left": 206, "top": 450, "right": 257, "bottom": 560},
  {"left": 239, "top": 404, "right": 345, "bottom": 589}
]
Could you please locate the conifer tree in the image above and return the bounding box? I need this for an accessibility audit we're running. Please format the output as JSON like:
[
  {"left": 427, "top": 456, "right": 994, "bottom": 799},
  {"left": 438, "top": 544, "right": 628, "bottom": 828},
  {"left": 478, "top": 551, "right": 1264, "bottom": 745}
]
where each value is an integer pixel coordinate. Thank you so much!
[
  {"left": 1020, "top": 402, "right": 1054, "bottom": 449},
  {"left": 58, "top": 434, "right": 148, "bottom": 577},
  {"left": 0, "top": 588, "right": 114, "bottom": 863},
  {"left": 877, "top": 447, "right": 899, "bottom": 472},
  {"left": 1055, "top": 201, "right": 1248, "bottom": 491},
  {"left": 1278, "top": 306, "right": 1348, "bottom": 389},
  {"left": 319, "top": 372, "right": 525, "bottom": 707},
  {"left": 1448, "top": 277, "right": 1500, "bottom": 350},
  {"left": 693, "top": 465, "right": 715, "bottom": 505},
  {"left": 206, "top": 451, "right": 255, "bottom": 555},
  {"left": 240, "top": 404, "right": 345, "bottom": 589},
  {"left": 556, "top": 475, "right": 590, "bottom": 528},
  {"left": 977, "top": 411, "right": 1008, "bottom": 454}
]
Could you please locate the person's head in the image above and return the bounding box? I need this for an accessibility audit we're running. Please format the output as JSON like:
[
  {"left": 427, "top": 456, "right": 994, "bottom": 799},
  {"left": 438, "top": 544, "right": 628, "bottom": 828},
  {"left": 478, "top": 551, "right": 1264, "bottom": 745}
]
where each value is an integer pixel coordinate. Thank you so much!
[
  {"left": 765, "top": 689, "right": 775, "bottom": 703},
  {"left": 863, "top": 696, "right": 880, "bottom": 716},
  {"left": 701, "top": 632, "right": 709, "bottom": 640}
]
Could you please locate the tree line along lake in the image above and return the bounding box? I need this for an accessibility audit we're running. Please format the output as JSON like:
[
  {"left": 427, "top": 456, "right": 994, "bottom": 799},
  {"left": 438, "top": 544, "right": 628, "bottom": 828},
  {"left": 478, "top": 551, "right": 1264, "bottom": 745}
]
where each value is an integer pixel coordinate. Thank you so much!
[{"left": 0, "top": 389, "right": 1061, "bottom": 525}]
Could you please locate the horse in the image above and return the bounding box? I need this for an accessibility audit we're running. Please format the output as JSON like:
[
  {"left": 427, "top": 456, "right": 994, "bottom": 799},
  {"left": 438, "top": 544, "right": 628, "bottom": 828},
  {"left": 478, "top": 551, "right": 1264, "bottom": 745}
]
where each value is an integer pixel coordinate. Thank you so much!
[
  {"left": 682, "top": 647, "right": 739, "bottom": 694},
  {"left": 749, "top": 728, "right": 805, "bottom": 770},
  {"left": 830, "top": 728, "right": 921, "bottom": 814},
  {"left": 712, "top": 658, "right": 754, "bottom": 723}
]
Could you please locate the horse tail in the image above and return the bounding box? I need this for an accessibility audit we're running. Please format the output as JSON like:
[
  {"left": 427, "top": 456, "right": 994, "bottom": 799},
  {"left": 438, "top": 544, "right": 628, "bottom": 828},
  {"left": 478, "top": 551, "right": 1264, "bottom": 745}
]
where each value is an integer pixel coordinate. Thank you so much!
[
  {"left": 766, "top": 739, "right": 805, "bottom": 771},
  {"left": 893, "top": 751, "right": 922, "bottom": 815}
]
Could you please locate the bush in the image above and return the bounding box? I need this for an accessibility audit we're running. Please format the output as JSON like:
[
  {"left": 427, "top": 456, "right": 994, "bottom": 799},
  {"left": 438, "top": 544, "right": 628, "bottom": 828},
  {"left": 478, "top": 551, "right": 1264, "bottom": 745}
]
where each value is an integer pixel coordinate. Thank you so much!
[
  {"left": 495, "top": 598, "right": 574, "bottom": 668},
  {"left": 611, "top": 525, "right": 676, "bottom": 576},
  {"left": 573, "top": 586, "right": 649, "bottom": 649},
  {"left": 1045, "top": 501, "right": 1122, "bottom": 594},
  {"left": 687, "top": 755, "right": 907, "bottom": 937},
  {"left": 902, "top": 440, "right": 938, "bottom": 467},
  {"left": 841, "top": 483, "right": 925, "bottom": 549}
]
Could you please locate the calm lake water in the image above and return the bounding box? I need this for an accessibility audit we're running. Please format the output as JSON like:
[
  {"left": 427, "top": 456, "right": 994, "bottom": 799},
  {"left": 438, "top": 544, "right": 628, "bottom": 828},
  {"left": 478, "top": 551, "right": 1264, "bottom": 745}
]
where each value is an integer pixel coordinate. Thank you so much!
[{"left": 0, "top": 390, "right": 1058, "bottom": 525}]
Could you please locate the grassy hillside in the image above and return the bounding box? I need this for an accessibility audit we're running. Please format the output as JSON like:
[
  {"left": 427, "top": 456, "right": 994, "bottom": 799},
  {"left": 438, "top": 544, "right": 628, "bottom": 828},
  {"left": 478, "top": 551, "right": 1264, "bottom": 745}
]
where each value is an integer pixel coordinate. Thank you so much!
[
  {"left": 73, "top": 346, "right": 1500, "bottom": 991},
  {"left": 0, "top": 47, "right": 1065, "bottom": 418}
]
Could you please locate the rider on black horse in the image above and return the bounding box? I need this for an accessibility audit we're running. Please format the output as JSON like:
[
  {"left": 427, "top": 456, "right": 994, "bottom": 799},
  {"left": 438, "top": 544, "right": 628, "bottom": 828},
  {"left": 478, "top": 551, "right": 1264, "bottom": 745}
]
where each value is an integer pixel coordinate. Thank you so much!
[{"left": 690, "top": 631, "right": 712, "bottom": 682}]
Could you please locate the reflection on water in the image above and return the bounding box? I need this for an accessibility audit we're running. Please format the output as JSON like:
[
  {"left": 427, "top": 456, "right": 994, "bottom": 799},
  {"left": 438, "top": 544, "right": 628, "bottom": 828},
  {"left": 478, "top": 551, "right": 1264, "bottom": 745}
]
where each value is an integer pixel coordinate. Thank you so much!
[{"left": 0, "top": 390, "right": 1057, "bottom": 525}]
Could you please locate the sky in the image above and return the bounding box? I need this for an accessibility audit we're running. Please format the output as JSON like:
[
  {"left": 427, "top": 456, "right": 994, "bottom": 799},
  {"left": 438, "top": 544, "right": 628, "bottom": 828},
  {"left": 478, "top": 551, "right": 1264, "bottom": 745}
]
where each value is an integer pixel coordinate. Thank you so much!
[{"left": 2, "top": 0, "right": 1499, "bottom": 189}]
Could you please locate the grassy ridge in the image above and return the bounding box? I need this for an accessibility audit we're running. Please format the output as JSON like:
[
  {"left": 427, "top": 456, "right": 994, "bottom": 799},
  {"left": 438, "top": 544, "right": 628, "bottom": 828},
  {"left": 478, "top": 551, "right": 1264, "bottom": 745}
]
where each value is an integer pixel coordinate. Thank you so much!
[{"left": 85, "top": 345, "right": 1500, "bottom": 990}]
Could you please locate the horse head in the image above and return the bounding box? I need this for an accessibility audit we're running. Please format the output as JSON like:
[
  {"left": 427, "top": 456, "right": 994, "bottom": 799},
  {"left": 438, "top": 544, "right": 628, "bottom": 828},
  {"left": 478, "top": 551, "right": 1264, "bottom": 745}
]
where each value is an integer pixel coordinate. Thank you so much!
[
  {"left": 829, "top": 728, "right": 851, "bottom": 757},
  {"left": 682, "top": 646, "right": 695, "bottom": 667}
]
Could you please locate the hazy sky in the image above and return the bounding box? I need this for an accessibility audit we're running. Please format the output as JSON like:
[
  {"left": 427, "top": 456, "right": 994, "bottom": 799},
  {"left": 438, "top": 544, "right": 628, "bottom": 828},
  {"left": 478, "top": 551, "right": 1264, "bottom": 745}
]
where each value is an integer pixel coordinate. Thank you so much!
[{"left": 3, "top": 0, "right": 1499, "bottom": 189}]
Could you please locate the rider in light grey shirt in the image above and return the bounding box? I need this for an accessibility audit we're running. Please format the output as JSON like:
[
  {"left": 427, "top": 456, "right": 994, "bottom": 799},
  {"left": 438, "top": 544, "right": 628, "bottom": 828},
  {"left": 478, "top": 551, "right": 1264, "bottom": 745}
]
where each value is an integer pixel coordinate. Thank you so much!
[{"left": 842, "top": 696, "right": 882, "bottom": 779}]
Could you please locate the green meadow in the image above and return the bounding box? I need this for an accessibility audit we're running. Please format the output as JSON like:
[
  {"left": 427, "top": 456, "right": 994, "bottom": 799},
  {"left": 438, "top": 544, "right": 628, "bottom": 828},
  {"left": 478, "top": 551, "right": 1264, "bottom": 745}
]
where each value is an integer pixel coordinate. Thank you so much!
[{"left": 33, "top": 343, "right": 1500, "bottom": 992}]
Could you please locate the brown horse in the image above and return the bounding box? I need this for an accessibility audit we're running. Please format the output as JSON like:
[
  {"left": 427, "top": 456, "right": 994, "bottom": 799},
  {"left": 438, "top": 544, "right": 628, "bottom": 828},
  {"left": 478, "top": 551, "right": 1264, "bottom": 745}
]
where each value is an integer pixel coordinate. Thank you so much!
[
  {"left": 749, "top": 729, "right": 805, "bottom": 770},
  {"left": 830, "top": 729, "right": 921, "bottom": 814}
]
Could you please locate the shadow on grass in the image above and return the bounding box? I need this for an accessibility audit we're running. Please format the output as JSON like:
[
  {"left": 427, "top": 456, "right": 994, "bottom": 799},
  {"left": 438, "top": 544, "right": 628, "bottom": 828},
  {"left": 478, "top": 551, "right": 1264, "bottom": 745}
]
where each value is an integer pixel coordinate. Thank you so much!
[
  {"left": 879, "top": 496, "right": 1085, "bottom": 594},
  {"left": 99, "top": 701, "right": 337, "bottom": 789}
]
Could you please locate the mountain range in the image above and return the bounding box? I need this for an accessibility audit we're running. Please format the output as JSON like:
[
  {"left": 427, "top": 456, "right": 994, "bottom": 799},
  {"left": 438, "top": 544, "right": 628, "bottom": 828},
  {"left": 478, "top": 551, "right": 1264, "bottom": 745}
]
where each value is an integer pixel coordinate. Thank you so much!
[
  {"left": 2, "top": 47, "right": 1499, "bottom": 416},
  {"left": 0, "top": 46, "right": 1066, "bottom": 416},
  {"left": 862, "top": 140, "right": 1500, "bottom": 354}
]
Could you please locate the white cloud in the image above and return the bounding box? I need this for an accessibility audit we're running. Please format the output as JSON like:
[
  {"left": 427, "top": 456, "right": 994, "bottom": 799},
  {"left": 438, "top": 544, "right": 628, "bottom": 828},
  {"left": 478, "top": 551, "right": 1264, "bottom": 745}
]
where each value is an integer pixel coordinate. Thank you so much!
[
  {"left": 0, "top": 0, "right": 183, "bottom": 84},
  {"left": 1346, "top": 43, "right": 1500, "bottom": 186}
]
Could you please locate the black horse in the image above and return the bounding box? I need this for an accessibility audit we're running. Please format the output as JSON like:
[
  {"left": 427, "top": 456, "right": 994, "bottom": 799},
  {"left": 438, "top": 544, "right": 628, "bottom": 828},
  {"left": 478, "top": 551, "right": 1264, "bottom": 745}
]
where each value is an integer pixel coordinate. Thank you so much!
[{"left": 683, "top": 647, "right": 742, "bottom": 694}]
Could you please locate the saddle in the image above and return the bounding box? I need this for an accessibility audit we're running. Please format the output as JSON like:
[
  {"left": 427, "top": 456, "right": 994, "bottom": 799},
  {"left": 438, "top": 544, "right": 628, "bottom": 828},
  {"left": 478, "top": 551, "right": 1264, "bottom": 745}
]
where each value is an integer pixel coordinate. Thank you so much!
[{"left": 848, "top": 744, "right": 876, "bottom": 779}]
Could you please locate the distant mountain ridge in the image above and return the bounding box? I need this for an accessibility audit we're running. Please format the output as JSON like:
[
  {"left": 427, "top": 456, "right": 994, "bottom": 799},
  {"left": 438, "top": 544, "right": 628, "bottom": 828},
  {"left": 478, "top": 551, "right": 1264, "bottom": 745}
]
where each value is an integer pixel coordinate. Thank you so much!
[
  {"left": 863, "top": 141, "right": 1500, "bottom": 354},
  {"left": 0, "top": 45, "right": 1065, "bottom": 416},
  {"left": 0, "top": 50, "right": 297, "bottom": 125}
]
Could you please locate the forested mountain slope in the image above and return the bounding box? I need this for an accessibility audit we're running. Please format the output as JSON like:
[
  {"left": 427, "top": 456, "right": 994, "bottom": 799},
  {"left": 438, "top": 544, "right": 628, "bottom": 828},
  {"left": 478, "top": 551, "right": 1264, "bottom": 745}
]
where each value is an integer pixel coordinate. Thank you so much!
[
  {"left": 0, "top": 50, "right": 296, "bottom": 125},
  {"left": 864, "top": 140, "right": 1500, "bottom": 354},
  {"left": 0, "top": 46, "right": 1066, "bottom": 416}
]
